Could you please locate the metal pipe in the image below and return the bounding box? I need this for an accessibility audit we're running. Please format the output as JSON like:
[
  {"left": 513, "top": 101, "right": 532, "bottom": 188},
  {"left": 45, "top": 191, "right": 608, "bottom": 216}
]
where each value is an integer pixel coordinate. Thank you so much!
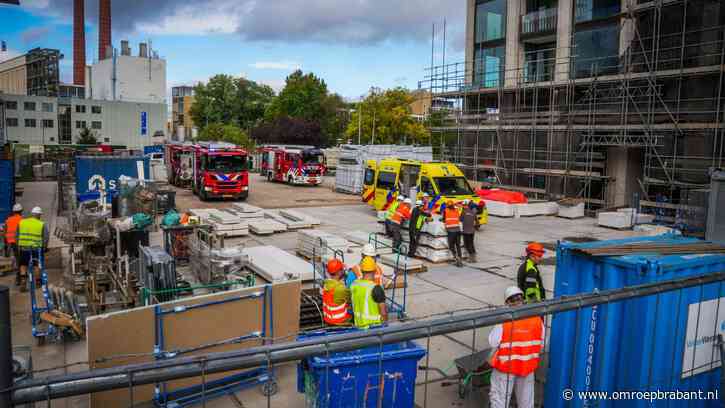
[
  {"left": 0, "top": 286, "right": 11, "bottom": 408},
  {"left": 11, "top": 271, "right": 725, "bottom": 404}
]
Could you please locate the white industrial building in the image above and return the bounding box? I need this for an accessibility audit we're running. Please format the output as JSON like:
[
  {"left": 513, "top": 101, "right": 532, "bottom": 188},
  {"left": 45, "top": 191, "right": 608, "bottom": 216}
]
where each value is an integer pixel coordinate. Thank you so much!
[{"left": 0, "top": 93, "right": 166, "bottom": 148}]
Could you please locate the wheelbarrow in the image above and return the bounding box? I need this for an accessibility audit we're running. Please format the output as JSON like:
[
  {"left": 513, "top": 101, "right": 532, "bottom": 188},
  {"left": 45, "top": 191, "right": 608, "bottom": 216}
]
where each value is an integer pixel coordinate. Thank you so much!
[{"left": 420, "top": 348, "right": 493, "bottom": 399}]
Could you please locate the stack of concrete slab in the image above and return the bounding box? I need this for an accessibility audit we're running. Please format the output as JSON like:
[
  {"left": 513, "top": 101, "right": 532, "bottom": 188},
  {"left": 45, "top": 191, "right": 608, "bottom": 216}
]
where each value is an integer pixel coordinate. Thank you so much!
[
  {"left": 483, "top": 200, "right": 516, "bottom": 217},
  {"left": 188, "top": 208, "right": 215, "bottom": 222},
  {"left": 598, "top": 210, "right": 634, "bottom": 229},
  {"left": 280, "top": 209, "right": 321, "bottom": 226},
  {"left": 248, "top": 219, "right": 287, "bottom": 235},
  {"left": 244, "top": 246, "right": 314, "bottom": 281},
  {"left": 415, "top": 220, "right": 454, "bottom": 263},
  {"left": 208, "top": 209, "right": 249, "bottom": 237},
  {"left": 296, "top": 230, "right": 350, "bottom": 260},
  {"left": 380, "top": 253, "right": 426, "bottom": 273},
  {"left": 230, "top": 203, "right": 266, "bottom": 219},
  {"left": 264, "top": 210, "right": 312, "bottom": 230},
  {"left": 343, "top": 230, "right": 394, "bottom": 255},
  {"left": 515, "top": 201, "right": 559, "bottom": 217},
  {"left": 557, "top": 200, "right": 585, "bottom": 219}
]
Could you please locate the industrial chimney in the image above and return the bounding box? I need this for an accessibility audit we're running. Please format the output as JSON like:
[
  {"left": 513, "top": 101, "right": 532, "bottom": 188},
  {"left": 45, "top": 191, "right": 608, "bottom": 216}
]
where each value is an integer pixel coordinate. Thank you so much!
[
  {"left": 73, "top": 0, "right": 85, "bottom": 85},
  {"left": 98, "top": 0, "right": 111, "bottom": 60}
]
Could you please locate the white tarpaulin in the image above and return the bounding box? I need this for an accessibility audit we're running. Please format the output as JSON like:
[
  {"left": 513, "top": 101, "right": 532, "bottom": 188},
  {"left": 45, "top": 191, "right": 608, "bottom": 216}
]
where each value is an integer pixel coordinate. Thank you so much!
[{"left": 682, "top": 296, "right": 725, "bottom": 378}]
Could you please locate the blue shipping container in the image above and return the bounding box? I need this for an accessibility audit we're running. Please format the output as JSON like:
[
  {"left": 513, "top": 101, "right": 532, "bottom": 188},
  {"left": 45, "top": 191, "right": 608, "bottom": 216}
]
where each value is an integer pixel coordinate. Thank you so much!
[
  {"left": 75, "top": 156, "right": 150, "bottom": 203},
  {"left": 0, "top": 160, "right": 15, "bottom": 223},
  {"left": 546, "top": 234, "right": 725, "bottom": 408},
  {"left": 297, "top": 330, "right": 426, "bottom": 408}
]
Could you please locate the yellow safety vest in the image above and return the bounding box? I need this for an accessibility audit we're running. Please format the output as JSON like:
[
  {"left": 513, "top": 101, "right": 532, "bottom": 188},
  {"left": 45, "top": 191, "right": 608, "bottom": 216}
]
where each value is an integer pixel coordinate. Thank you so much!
[
  {"left": 18, "top": 218, "right": 44, "bottom": 249},
  {"left": 351, "top": 279, "right": 382, "bottom": 329}
]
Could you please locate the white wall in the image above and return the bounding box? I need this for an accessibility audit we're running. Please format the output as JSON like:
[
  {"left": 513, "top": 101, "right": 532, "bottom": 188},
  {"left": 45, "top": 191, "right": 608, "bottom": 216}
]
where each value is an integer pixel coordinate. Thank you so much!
[{"left": 90, "top": 55, "right": 166, "bottom": 104}]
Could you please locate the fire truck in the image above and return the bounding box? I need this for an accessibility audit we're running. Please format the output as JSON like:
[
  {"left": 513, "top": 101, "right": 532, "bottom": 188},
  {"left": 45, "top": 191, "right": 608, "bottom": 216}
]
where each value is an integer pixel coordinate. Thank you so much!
[
  {"left": 260, "top": 145, "right": 326, "bottom": 186},
  {"left": 191, "top": 142, "right": 250, "bottom": 201},
  {"left": 164, "top": 142, "right": 195, "bottom": 187}
]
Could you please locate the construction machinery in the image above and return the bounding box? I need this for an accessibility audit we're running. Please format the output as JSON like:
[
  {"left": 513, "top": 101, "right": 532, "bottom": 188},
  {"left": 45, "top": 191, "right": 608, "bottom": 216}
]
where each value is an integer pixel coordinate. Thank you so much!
[
  {"left": 260, "top": 145, "right": 326, "bottom": 186},
  {"left": 192, "top": 142, "right": 250, "bottom": 201}
]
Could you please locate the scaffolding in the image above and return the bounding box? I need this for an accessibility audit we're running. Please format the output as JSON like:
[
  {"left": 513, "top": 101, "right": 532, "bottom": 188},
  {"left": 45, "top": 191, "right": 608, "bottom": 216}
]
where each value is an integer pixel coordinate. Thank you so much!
[{"left": 423, "top": 0, "right": 724, "bottom": 230}]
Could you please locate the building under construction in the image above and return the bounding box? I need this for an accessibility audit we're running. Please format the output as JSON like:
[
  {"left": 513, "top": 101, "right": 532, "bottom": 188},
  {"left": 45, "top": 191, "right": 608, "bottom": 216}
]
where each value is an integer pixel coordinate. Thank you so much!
[{"left": 425, "top": 0, "right": 724, "bottom": 231}]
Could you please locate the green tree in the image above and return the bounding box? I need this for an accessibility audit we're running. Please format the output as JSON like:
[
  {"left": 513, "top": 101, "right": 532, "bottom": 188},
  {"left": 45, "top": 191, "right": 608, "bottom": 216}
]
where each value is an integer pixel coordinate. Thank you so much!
[
  {"left": 197, "top": 122, "right": 255, "bottom": 151},
  {"left": 190, "top": 74, "right": 275, "bottom": 132},
  {"left": 77, "top": 127, "right": 98, "bottom": 145},
  {"left": 346, "top": 87, "right": 429, "bottom": 145}
]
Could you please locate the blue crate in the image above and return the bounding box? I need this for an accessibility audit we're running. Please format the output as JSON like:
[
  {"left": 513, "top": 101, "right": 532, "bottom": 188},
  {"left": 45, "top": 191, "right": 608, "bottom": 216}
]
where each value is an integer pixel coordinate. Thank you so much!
[{"left": 297, "top": 329, "right": 426, "bottom": 408}]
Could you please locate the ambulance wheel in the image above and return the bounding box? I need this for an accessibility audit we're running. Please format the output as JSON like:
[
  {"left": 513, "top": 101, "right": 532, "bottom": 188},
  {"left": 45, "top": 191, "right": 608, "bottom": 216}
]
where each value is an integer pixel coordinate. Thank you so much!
[{"left": 260, "top": 380, "right": 278, "bottom": 397}]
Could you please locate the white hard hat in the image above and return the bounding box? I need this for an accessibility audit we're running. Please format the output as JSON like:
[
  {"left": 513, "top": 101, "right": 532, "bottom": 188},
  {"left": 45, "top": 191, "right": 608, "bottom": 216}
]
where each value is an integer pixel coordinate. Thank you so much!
[
  {"left": 422, "top": 192, "right": 429, "bottom": 198},
  {"left": 462, "top": 199, "right": 470, "bottom": 205},
  {"left": 404, "top": 198, "right": 412, "bottom": 204},
  {"left": 397, "top": 195, "right": 405, "bottom": 201},
  {"left": 504, "top": 286, "right": 524, "bottom": 301},
  {"left": 416, "top": 200, "right": 423, "bottom": 206},
  {"left": 12, "top": 203, "right": 22, "bottom": 212},
  {"left": 31, "top": 206, "right": 43, "bottom": 215},
  {"left": 362, "top": 243, "right": 377, "bottom": 257}
]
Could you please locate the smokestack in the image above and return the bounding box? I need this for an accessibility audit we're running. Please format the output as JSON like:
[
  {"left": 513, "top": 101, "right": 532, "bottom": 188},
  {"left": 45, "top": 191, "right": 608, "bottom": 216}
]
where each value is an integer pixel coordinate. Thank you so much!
[
  {"left": 120, "top": 40, "right": 130, "bottom": 56},
  {"left": 139, "top": 42, "right": 148, "bottom": 58},
  {"left": 73, "top": 0, "right": 85, "bottom": 85},
  {"left": 98, "top": 0, "right": 111, "bottom": 60}
]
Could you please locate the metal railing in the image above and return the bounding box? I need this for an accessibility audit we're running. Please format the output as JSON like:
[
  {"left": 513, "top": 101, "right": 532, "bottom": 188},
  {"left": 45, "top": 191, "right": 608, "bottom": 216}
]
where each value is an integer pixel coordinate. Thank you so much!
[{"left": 521, "top": 8, "right": 558, "bottom": 36}]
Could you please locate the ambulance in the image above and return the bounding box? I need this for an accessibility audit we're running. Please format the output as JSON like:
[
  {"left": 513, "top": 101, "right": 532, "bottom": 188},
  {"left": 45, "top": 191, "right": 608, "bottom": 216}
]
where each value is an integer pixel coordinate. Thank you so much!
[{"left": 362, "top": 159, "right": 488, "bottom": 225}]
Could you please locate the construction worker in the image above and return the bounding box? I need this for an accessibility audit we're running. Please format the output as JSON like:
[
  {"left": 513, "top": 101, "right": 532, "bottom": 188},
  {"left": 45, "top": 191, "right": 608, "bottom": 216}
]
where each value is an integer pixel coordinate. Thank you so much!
[
  {"left": 408, "top": 199, "right": 427, "bottom": 257},
  {"left": 350, "top": 258, "right": 388, "bottom": 329},
  {"left": 350, "top": 244, "right": 383, "bottom": 286},
  {"left": 488, "top": 286, "right": 544, "bottom": 408},
  {"left": 389, "top": 197, "right": 412, "bottom": 251},
  {"left": 460, "top": 200, "right": 479, "bottom": 263},
  {"left": 384, "top": 195, "right": 403, "bottom": 237},
  {"left": 17, "top": 206, "right": 48, "bottom": 292},
  {"left": 321, "top": 258, "right": 352, "bottom": 326},
  {"left": 3, "top": 204, "right": 23, "bottom": 282},
  {"left": 517, "top": 242, "right": 546, "bottom": 303},
  {"left": 442, "top": 200, "right": 463, "bottom": 267}
]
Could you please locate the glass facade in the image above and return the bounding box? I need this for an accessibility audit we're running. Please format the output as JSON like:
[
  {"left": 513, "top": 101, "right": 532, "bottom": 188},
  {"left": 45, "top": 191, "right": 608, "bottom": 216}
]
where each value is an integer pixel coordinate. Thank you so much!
[
  {"left": 572, "top": 24, "right": 620, "bottom": 78},
  {"left": 524, "top": 43, "right": 556, "bottom": 82},
  {"left": 575, "top": 0, "right": 620, "bottom": 23},
  {"left": 475, "top": 0, "right": 506, "bottom": 43},
  {"left": 474, "top": 46, "right": 505, "bottom": 88}
]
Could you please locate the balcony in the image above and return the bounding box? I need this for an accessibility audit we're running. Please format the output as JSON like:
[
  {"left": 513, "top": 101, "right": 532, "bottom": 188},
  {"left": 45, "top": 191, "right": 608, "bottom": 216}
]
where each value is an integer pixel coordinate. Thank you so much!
[{"left": 521, "top": 8, "right": 557, "bottom": 37}]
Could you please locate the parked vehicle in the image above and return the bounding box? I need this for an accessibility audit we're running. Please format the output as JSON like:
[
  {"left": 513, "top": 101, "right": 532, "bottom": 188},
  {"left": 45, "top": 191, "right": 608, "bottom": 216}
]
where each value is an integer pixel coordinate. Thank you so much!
[
  {"left": 260, "top": 145, "right": 326, "bottom": 186},
  {"left": 191, "top": 142, "right": 249, "bottom": 201},
  {"left": 164, "top": 142, "right": 195, "bottom": 188}
]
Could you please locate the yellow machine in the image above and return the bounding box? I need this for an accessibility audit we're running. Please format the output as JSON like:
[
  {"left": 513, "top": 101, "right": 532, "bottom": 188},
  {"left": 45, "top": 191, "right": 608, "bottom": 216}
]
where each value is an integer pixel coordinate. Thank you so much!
[{"left": 361, "top": 159, "right": 488, "bottom": 225}]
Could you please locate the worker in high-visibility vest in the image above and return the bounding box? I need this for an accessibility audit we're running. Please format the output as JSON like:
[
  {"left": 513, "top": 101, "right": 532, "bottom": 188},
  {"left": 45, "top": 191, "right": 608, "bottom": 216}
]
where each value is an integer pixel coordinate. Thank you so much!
[
  {"left": 389, "top": 197, "right": 412, "bottom": 251},
  {"left": 488, "top": 286, "right": 544, "bottom": 408},
  {"left": 3, "top": 204, "right": 23, "bottom": 284},
  {"left": 350, "top": 259, "right": 387, "bottom": 329},
  {"left": 407, "top": 199, "right": 428, "bottom": 257},
  {"left": 384, "top": 195, "right": 403, "bottom": 237},
  {"left": 517, "top": 242, "right": 546, "bottom": 303},
  {"left": 442, "top": 200, "right": 463, "bottom": 267},
  {"left": 16, "top": 206, "right": 48, "bottom": 292},
  {"left": 460, "top": 199, "right": 479, "bottom": 263},
  {"left": 350, "top": 244, "right": 383, "bottom": 287},
  {"left": 321, "top": 258, "right": 352, "bottom": 326}
]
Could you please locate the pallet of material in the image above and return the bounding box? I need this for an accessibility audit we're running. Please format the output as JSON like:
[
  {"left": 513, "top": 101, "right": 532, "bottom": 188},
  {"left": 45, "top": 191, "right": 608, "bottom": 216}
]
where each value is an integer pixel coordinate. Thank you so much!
[
  {"left": 379, "top": 253, "right": 426, "bottom": 273},
  {"left": 417, "top": 233, "right": 449, "bottom": 250},
  {"left": 248, "top": 218, "right": 287, "bottom": 235},
  {"left": 514, "top": 201, "right": 559, "bottom": 217},
  {"left": 482, "top": 200, "right": 516, "bottom": 217},
  {"left": 188, "top": 208, "right": 215, "bottom": 222},
  {"left": 598, "top": 211, "right": 633, "bottom": 229},
  {"left": 557, "top": 200, "right": 585, "bottom": 219},
  {"left": 343, "top": 230, "right": 394, "bottom": 254},
  {"left": 340, "top": 247, "right": 402, "bottom": 289},
  {"left": 264, "top": 210, "right": 311, "bottom": 230},
  {"left": 296, "top": 230, "right": 350, "bottom": 260},
  {"left": 420, "top": 220, "right": 448, "bottom": 237},
  {"left": 280, "top": 209, "right": 321, "bottom": 226},
  {"left": 415, "top": 246, "right": 454, "bottom": 263},
  {"left": 228, "top": 203, "right": 266, "bottom": 219},
  {"left": 244, "top": 245, "right": 315, "bottom": 281}
]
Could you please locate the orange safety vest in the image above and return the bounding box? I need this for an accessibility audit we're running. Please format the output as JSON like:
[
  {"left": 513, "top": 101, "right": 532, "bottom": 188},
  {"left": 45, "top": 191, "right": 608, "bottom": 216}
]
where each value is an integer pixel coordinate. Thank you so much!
[
  {"left": 322, "top": 286, "right": 352, "bottom": 325},
  {"left": 490, "top": 316, "right": 544, "bottom": 376},
  {"left": 4, "top": 214, "right": 22, "bottom": 244},
  {"left": 444, "top": 207, "right": 461, "bottom": 229},
  {"left": 391, "top": 203, "right": 411, "bottom": 225},
  {"left": 351, "top": 264, "right": 383, "bottom": 286}
]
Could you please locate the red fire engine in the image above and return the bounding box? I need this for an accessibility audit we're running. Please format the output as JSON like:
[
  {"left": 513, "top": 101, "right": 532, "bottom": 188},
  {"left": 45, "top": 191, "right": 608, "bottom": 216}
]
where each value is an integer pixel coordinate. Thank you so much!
[
  {"left": 192, "top": 142, "right": 249, "bottom": 201},
  {"left": 164, "top": 142, "right": 195, "bottom": 187},
  {"left": 260, "top": 145, "right": 326, "bottom": 186}
]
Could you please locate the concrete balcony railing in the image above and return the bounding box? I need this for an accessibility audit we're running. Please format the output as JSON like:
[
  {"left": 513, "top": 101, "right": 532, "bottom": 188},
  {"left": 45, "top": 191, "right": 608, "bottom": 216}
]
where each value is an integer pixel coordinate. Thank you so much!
[{"left": 521, "top": 8, "right": 557, "bottom": 36}]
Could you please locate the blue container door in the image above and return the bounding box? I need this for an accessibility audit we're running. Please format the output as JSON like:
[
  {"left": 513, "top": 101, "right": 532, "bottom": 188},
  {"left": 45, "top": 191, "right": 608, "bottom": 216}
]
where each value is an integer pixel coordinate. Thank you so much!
[{"left": 0, "top": 160, "right": 14, "bottom": 222}]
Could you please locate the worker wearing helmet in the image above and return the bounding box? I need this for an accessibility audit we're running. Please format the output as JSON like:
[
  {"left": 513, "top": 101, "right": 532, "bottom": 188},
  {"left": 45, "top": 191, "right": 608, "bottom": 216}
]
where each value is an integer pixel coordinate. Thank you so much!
[
  {"left": 389, "top": 197, "right": 412, "bottom": 251},
  {"left": 350, "top": 244, "right": 383, "bottom": 286},
  {"left": 384, "top": 195, "right": 404, "bottom": 237},
  {"left": 16, "top": 206, "right": 48, "bottom": 292},
  {"left": 350, "top": 258, "right": 388, "bottom": 329},
  {"left": 321, "top": 258, "right": 352, "bottom": 326},
  {"left": 488, "top": 286, "right": 544, "bottom": 408},
  {"left": 3, "top": 204, "right": 23, "bottom": 284},
  {"left": 460, "top": 200, "right": 479, "bottom": 263},
  {"left": 407, "top": 199, "right": 428, "bottom": 257},
  {"left": 442, "top": 199, "right": 463, "bottom": 267},
  {"left": 517, "top": 243, "right": 546, "bottom": 302}
]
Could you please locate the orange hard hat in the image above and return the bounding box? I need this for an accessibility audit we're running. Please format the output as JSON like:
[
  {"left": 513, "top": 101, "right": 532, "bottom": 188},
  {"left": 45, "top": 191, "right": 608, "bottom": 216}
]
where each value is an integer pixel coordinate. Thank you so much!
[
  {"left": 327, "top": 258, "right": 344, "bottom": 274},
  {"left": 446, "top": 199, "right": 454, "bottom": 206},
  {"left": 526, "top": 242, "right": 545, "bottom": 256}
]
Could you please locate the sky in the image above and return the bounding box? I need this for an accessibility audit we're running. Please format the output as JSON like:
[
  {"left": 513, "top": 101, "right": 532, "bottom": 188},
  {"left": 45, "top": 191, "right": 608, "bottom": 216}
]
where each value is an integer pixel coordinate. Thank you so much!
[{"left": 0, "top": 0, "right": 466, "bottom": 101}]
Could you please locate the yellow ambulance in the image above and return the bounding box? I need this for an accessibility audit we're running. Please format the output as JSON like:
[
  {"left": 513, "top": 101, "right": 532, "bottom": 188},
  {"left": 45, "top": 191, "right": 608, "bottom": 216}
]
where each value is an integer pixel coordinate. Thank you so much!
[{"left": 361, "top": 158, "right": 488, "bottom": 225}]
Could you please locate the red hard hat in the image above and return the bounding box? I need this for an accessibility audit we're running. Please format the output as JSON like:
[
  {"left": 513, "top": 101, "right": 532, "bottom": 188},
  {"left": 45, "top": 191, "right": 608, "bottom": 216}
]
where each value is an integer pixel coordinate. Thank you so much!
[
  {"left": 526, "top": 242, "right": 545, "bottom": 256},
  {"left": 327, "top": 258, "right": 344, "bottom": 274}
]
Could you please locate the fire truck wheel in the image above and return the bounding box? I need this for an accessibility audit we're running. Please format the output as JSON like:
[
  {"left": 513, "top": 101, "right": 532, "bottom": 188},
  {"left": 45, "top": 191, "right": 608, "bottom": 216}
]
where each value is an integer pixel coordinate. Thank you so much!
[
  {"left": 288, "top": 175, "right": 293, "bottom": 185},
  {"left": 267, "top": 171, "right": 273, "bottom": 182},
  {"left": 200, "top": 182, "right": 208, "bottom": 201}
]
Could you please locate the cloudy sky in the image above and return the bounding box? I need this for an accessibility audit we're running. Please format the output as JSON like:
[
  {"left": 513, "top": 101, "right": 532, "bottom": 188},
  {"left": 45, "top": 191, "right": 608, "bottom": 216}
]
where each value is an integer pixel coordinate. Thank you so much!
[{"left": 0, "top": 0, "right": 465, "bottom": 100}]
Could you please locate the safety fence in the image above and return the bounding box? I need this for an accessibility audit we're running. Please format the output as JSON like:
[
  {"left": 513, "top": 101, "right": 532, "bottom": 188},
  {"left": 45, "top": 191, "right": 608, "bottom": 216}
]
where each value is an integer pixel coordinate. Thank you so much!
[{"left": 4, "top": 270, "right": 725, "bottom": 408}]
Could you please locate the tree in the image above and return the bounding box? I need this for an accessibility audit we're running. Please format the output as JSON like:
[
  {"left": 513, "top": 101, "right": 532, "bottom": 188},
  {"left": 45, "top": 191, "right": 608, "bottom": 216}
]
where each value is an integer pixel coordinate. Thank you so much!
[
  {"left": 197, "top": 122, "right": 255, "bottom": 151},
  {"left": 251, "top": 117, "right": 323, "bottom": 146},
  {"left": 346, "top": 87, "right": 429, "bottom": 145},
  {"left": 77, "top": 127, "right": 98, "bottom": 145},
  {"left": 264, "top": 70, "right": 346, "bottom": 146},
  {"left": 190, "top": 74, "right": 275, "bottom": 132}
]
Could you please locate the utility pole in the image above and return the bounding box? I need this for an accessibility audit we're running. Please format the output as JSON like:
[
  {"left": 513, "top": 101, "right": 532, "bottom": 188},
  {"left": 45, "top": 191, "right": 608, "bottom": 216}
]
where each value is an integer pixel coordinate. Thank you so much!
[{"left": 357, "top": 102, "right": 362, "bottom": 145}]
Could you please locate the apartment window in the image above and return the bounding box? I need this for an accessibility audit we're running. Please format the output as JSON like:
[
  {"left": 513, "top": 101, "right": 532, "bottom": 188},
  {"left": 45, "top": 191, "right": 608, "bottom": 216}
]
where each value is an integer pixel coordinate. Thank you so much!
[
  {"left": 5, "top": 101, "right": 17, "bottom": 110},
  {"left": 91, "top": 121, "right": 102, "bottom": 130},
  {"left": 104, "top": 138, "right": 110, "bottom": 143},
  {"left": 24, "top": 102, "right": 36, "bottom": 111},
  {"left": 75, "top": 120, "right": 87, "bottom": 129},
  {"left": 5, "top": 118, "right": 18, "bottom": 127},
  {"left": 75, "top": 105, "right": 86, "bottom": 113},
  {"left": 42, "top": 102, "right": 54, "bottom": 113},
  {"left": 474, "top": 45, "right": 505, "bottom": 88},
  {"left": 49, "top": 137, "right": 55, "bottom": 142},
  {"left": 475, "top": 0, "right": 506, "bottom": 43},
  {"left": 92, "top": 106, "right": 102, "bottom": 114},
  {"left": 575, "top": 0, "right": 620, "bottom": 23},
  {"left": 524, "top": 43, "right": 556, "bottom": 82},
  {"left": 25, "top": 119, "right": 37, "bottom": 128},
  {"left": 572, "top": 24, "right": 620, "bottom": 78},
  {"left": 43, "top": 119, "right": 54, "bottom": 128}
]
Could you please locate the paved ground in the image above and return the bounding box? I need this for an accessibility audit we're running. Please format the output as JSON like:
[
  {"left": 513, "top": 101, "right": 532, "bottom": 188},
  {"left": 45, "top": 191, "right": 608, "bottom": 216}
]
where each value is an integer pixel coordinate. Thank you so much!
[{"left": 5, "top": 181, "right": 646, "bottom": 407}]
